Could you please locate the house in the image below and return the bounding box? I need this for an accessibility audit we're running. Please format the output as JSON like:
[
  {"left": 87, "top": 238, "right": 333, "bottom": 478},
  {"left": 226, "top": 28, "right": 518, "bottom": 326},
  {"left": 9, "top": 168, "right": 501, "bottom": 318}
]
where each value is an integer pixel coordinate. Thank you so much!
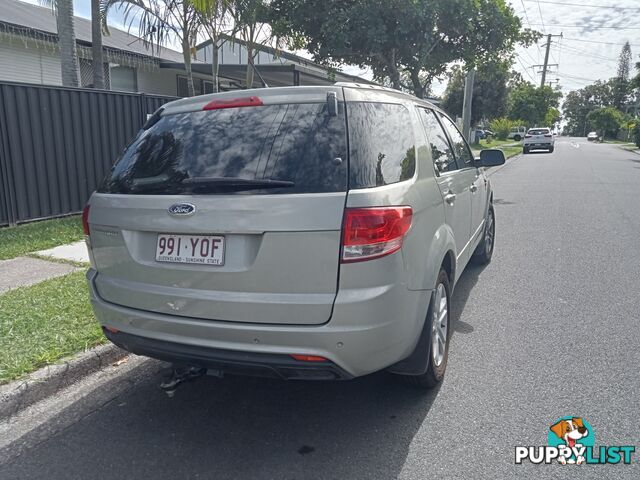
[{"left": 0, "top": 0, "right": 374, "bottom": 96}]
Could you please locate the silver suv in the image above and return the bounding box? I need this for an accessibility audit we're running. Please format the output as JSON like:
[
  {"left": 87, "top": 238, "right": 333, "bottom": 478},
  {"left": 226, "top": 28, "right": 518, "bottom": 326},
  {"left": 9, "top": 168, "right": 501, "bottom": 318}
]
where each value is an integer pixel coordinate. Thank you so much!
[{"left": 84, "top": 84, "right": 504, "bottom": 387}]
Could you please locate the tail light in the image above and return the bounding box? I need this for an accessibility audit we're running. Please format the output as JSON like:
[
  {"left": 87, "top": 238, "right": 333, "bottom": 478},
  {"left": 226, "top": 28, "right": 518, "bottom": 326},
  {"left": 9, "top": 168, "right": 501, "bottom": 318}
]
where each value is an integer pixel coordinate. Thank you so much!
[
  {"left": 341, "top": 206, "right": 412, "bottom": 263},
  {"left": 525, "top": 134, "right": 532, "bottom": 138},
  {"left": 82, "top": 204, "right": 90, "bottom": 236},
  {"left": 544, "top": 134, "right": 552, "bottom": 137}
]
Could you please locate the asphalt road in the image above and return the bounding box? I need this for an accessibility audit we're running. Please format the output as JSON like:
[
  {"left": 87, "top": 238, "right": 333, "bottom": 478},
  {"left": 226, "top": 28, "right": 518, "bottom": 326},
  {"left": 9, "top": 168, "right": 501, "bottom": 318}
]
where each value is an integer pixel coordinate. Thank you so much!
[{"left": 2, "top": 137, "right": 639, "bottom": 479}]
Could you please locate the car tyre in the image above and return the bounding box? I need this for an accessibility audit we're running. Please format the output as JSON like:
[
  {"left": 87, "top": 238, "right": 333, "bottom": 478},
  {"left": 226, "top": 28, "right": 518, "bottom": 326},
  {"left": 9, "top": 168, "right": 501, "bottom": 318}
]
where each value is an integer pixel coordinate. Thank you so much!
[
  {"left": 549, "top": 146, "right": 554, "bottom": 153},
  {"left": 523, "top": 147, "right": 529, "bottom": 154},
  {"left": 397, "top": 269, "right": 451, "bottom": 389},
  {"left": 471, "top": 204, "right": 495, "bottom": 265},
  {"left": 514, "top": 135, "right": 521, "bottom": 141}
]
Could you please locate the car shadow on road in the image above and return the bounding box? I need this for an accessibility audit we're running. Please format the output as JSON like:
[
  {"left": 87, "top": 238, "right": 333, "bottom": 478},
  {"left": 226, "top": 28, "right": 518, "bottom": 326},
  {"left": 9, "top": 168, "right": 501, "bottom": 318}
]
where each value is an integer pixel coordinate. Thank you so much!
[
  {"left": 450, "top": 263, "right": 487, "bottom": 335},
  {"left": 2, "top": 359, "right": 443, "bottom": 479}
]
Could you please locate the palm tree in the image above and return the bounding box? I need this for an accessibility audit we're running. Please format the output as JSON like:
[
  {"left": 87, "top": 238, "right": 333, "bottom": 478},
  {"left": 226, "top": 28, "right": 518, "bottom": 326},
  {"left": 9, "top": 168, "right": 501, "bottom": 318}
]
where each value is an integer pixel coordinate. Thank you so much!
[
  {"left": 194, "top": 0, "right": 233, "bottom": 93},
  {"left": 228, "top": 0, "right": 269, "bottom": 88},
  {"left": 41, "top": 0, "right": 80, "bottom": 87},
  {"left": 104, "top": 0, "right": 199, "bottom": 96},
  {"left": 91, "top": 0, "right": 105, "bottom": 89}
]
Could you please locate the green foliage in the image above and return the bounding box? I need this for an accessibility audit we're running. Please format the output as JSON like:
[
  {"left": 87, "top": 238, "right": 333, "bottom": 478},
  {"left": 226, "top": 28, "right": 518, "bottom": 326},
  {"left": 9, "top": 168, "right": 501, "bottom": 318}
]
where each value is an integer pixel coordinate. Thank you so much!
[
  {"left": 586, "top": 107, "right": 625, "bottom": 139},
  {"left": 507, "top": 83, "right": 562, "bottom": 127},
  {"left": 489, "top": 117, "right": 516, "bottom": 140},
  {"left": 633, "top": 123, "right": 640, "bottom": 149},
  {"left": 0, "top": 271, "right": 103, "bottom": 384},
  {"left": 0, "top": 216, "right": 83, "bottom": 260},
  {"left": 544, "top": 107, "right": 560, "bottom": 127},
  {"left": 441, "top": 61, "right": 512, "bottom": 124},
  {"left": 271, "top": 0, "right": 530, "bottom": 98}
]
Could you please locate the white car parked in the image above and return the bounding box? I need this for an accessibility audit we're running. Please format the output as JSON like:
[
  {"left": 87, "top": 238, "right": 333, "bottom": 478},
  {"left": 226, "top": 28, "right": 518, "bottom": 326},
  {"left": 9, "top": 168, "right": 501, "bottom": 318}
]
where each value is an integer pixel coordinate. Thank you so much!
[{"left": 523, "top": 128, "right": 555, "bottom": 154}]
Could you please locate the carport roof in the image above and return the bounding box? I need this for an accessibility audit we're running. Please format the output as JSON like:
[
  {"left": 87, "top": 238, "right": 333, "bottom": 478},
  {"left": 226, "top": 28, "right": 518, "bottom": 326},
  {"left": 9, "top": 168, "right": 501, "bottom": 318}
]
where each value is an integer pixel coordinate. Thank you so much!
[{"left": 159, "top": 62, "right": 377, "bottom": 88}]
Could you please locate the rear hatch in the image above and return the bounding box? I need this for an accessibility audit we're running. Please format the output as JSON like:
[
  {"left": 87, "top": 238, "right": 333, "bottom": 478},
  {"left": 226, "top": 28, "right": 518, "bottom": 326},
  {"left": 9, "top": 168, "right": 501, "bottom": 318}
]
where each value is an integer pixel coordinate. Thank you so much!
[{"left": 89, "top": 89, "right": 348, "bottom": 325}]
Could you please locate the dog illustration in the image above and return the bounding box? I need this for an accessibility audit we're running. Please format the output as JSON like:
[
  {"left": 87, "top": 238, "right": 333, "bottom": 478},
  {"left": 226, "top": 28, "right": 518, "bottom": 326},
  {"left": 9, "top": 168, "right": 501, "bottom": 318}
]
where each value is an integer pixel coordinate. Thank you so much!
[{"left": 550, "top": 417, "right": 589, "bottom": 464}]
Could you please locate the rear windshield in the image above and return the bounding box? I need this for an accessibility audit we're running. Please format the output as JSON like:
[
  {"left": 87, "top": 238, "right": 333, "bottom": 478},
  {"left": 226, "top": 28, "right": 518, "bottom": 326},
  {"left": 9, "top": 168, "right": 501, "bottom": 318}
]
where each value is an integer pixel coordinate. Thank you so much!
[
  {"left": 528, "top": 129, "right": 550, "bottom": 135},
  {"left": 99, "top": 103, "right": 347, "bottom": 195}
]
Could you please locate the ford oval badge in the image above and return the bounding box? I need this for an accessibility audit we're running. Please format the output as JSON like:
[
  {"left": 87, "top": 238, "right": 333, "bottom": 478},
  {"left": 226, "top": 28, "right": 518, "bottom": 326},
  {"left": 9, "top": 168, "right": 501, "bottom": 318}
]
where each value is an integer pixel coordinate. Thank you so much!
[{"left": 168, "top": 203, "right": 196, "bottom": 216}]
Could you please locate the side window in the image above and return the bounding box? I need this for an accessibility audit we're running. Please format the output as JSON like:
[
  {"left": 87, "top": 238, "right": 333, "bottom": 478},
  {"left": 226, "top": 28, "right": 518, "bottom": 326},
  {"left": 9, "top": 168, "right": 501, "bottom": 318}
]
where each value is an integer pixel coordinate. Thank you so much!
[
  {"left": 347, "top": 102, "right": 416, "bottom": 188},
  {"left": 416, "top": 107, "right": 458, "bottom": 173},
  {"left": 438, "top": 114, "right": 474, "bottom": 166}
]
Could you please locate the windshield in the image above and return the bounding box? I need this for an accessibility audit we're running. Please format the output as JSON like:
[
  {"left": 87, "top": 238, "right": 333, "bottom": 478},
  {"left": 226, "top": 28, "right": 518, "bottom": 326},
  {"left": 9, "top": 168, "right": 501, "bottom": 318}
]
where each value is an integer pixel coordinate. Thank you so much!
[{"left": 99, "top": 103, "right": 347, "bottom": 195}]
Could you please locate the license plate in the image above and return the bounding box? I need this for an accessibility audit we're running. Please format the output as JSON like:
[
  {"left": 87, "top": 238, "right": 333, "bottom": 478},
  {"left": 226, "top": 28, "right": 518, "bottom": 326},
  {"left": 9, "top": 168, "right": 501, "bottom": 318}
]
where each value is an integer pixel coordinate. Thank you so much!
[{"left": 155, "top": 234, "right": 225, "bottom": 265}]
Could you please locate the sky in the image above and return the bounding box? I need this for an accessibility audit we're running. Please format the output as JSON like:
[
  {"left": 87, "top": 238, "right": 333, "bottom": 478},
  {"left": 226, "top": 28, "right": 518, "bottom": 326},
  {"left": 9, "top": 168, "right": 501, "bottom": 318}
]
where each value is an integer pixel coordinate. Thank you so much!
[{"left": 20, "top": 0, "right": 640, "bottom": 97}]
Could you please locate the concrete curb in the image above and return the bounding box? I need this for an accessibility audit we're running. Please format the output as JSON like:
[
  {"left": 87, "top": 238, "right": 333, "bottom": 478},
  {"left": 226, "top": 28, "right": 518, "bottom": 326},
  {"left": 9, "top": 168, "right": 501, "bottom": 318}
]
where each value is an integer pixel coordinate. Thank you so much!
[{"left": 0, "top": 343, "right": 128, "bottom": 420}]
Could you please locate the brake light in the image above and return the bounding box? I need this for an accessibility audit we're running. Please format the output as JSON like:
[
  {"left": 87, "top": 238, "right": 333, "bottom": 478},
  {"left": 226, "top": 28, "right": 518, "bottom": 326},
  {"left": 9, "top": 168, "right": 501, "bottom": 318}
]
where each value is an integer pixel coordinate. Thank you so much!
[
  {"left": 82, "top": 204, "right": 90, "bottom": 236},
  {"left": 524, "top": 134, "right": 532, "bottom": 138},
  {"left": 202, "top": 96, "right": 263, "bottom": 110},
  {"left": 341, "top": 206, "right": 412, "bottom": 263},
  {"left": 290, "top": 354, "right": 328, "bottom": 362}
]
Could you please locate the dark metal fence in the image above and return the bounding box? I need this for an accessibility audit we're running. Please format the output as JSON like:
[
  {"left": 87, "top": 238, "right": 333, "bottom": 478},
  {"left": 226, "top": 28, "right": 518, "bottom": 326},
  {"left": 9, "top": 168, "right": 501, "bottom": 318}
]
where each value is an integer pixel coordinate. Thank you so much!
[{"left": 0, "top": 81, "right": 177, "bottom": 226}]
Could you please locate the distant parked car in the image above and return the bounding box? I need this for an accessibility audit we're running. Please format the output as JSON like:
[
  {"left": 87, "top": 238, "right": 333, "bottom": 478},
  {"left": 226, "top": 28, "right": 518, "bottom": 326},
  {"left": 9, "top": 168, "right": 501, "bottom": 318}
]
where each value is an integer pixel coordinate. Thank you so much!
[
  {"left": 473, "top": 129, "right": 494, "bottom": 140},
  {"left": 508, "top": 126, "right": 527, "bottom": 141},
  {"left": 587, "top": 131, "right": 598, "bottom": 142},
  {"left": 523, "top": 128, "right": 555, "bottom": 154}
]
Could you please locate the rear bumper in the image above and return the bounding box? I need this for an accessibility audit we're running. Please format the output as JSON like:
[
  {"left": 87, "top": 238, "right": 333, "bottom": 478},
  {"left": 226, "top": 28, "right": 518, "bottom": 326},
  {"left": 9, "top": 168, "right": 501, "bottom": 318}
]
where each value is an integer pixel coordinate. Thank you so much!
[
  {"left": 87, "top": 269, "right": 431, "bottom": 378},
  {"left": 104, "top": 329, "right": 352, "bottom": 380},
  {"left": 523, "top": 141, "right": 553, "bottom": 148}
]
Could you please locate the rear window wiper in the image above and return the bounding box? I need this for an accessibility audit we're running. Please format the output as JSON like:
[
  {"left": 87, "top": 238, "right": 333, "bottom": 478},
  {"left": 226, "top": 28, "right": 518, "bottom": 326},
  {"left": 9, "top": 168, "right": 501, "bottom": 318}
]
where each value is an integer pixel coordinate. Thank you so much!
[{"left": 181, "top": 177, "right": 295, "bottom": 192}]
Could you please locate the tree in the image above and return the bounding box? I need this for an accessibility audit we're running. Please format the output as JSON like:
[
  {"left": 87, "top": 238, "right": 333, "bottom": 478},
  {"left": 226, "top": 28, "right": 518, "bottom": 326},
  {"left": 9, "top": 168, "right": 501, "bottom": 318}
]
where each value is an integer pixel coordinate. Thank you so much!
[
  {"left": 91, "top": 0, "right": 105, "bottom": 88},
  {"left": 193, "top": 0, "right": 233, "bottom": 93},
  {"left": 586, "top": 107, "right": 624, "bottom": 139},
  {"left": 104, "top": 0, "right": 199, "bottom": 96},
  {"left": 229, "top": 0, "right": 271, "bottom": 88},
  {"left": 42, "top": 0, "right": 80, "bottom": 87},
  {"left": 562, "top": 80, "right": 616, "bottom": 136},
  {"left": 611, "top": 41, "right": 632, "bottom": 110},
  {"left": 441, "top": 61, "right": 512, "bottom": 125},
  {"left": 271, "top": 0, "right": 531, "bottom": 98},
  {"left": 507, "top": 83, "right": 562, "bottom": 127},
  {"left": 544, "top": 107, "right": 560, "bottom": 127}
]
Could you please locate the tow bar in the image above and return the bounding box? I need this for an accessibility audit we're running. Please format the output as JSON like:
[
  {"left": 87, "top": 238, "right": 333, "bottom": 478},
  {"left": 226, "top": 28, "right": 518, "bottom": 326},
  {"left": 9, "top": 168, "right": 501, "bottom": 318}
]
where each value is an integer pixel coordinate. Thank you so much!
[{"left": 159, "top": 365, "right": 207, "bottom": 397}]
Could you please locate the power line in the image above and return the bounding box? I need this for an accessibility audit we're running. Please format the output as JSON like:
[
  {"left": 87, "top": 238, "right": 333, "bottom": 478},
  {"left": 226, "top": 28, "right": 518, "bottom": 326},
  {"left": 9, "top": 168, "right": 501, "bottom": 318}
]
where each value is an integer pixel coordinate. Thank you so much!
[
  {"left": 536, "top": 0, "right": 546, "bottom": 32},
  {"left": 516, "top": 56, "right": 537, "bottom": 82},
  {"left": 559, "top": 44, "right": 619, "bottom": 63},
  {"left": 563, "top": 37, "right": 639, "bottom": 47},
  {"left": 527, "top": 23, "right": 640, "bottom": 30},
  {"left": 520, "top": 0, "right": 543, "bottom": 61},
  {"left": 522, "top": 0, "right": 640, "bottom": 10}
]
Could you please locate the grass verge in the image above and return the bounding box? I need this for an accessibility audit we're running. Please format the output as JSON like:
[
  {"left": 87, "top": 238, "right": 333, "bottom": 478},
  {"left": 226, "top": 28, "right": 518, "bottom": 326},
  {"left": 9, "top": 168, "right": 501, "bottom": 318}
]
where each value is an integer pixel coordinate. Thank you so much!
[
  {"left": 0, "top": 215, "right": 84, "bottom": 261},
  {"left": 472, "top": 138, "right": 522, "bottom": 159},
  {"left": 0, "top": 270, "right": 104, "bottom": 384}
]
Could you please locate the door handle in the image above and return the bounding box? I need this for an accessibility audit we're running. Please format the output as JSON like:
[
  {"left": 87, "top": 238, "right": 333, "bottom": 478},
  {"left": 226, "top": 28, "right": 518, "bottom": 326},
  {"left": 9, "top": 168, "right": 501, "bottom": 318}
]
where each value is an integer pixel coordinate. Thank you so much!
[
  {"left": 469, "top": 184, "right": 478, "bottom": 193},
  {"left": 444, "top": 191, "right": 456, "bottom": 205}
]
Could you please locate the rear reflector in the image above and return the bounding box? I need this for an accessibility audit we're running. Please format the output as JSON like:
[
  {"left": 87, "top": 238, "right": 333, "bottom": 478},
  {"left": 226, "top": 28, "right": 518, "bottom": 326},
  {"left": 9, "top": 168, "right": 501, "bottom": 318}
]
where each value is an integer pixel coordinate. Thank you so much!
[
  {"left": 203, "top": 96, "right": 263, "bottom": 110},
  {"left": 290, "top": 354, "right": 328, "bottom": 362},
  {"left": 341, "top": 206, "right": 412, "bottom": 263},
  {"left": 82, "top": 204, "right": 90, "bottom": 236}
]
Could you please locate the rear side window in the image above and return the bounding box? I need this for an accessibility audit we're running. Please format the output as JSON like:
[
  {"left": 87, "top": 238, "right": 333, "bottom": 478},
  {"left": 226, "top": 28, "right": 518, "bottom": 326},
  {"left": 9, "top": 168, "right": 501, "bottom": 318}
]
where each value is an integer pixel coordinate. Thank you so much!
[
  {"left": 438, "top": 114, "right": 474, "bottom": 166},
  {"left": 99, "top": 103, "right": 347, "bottom": 195},
  {"left": 347, "top": 102, "right": 416, "bottom": 188},
  {"left": 417, "top": 107, "right": 458, "bottom": 173}
]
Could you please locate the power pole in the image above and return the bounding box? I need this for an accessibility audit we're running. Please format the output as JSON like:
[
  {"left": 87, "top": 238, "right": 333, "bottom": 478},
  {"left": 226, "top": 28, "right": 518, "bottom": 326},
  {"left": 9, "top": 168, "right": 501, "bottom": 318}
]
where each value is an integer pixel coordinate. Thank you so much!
[
  {"left": 533, "top": 33, "right": 563, "bottom": 88},
  {"left": 462, "top": 68, "right": 475, "bottom": 143}
]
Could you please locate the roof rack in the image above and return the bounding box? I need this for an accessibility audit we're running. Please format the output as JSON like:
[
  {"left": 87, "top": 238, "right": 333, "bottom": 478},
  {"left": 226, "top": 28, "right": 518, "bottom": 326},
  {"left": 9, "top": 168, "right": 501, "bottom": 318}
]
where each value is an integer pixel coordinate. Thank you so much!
[{"left": 333, "top": 82, "right": 403, "bottom": 94}]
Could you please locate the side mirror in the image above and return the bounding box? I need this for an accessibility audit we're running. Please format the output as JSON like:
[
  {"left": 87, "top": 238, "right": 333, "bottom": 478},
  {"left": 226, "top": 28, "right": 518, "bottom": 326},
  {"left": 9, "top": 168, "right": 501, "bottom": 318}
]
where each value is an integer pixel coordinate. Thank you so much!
[{"left": 478, "top": 149, "right": 506, "bottom": 167}]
